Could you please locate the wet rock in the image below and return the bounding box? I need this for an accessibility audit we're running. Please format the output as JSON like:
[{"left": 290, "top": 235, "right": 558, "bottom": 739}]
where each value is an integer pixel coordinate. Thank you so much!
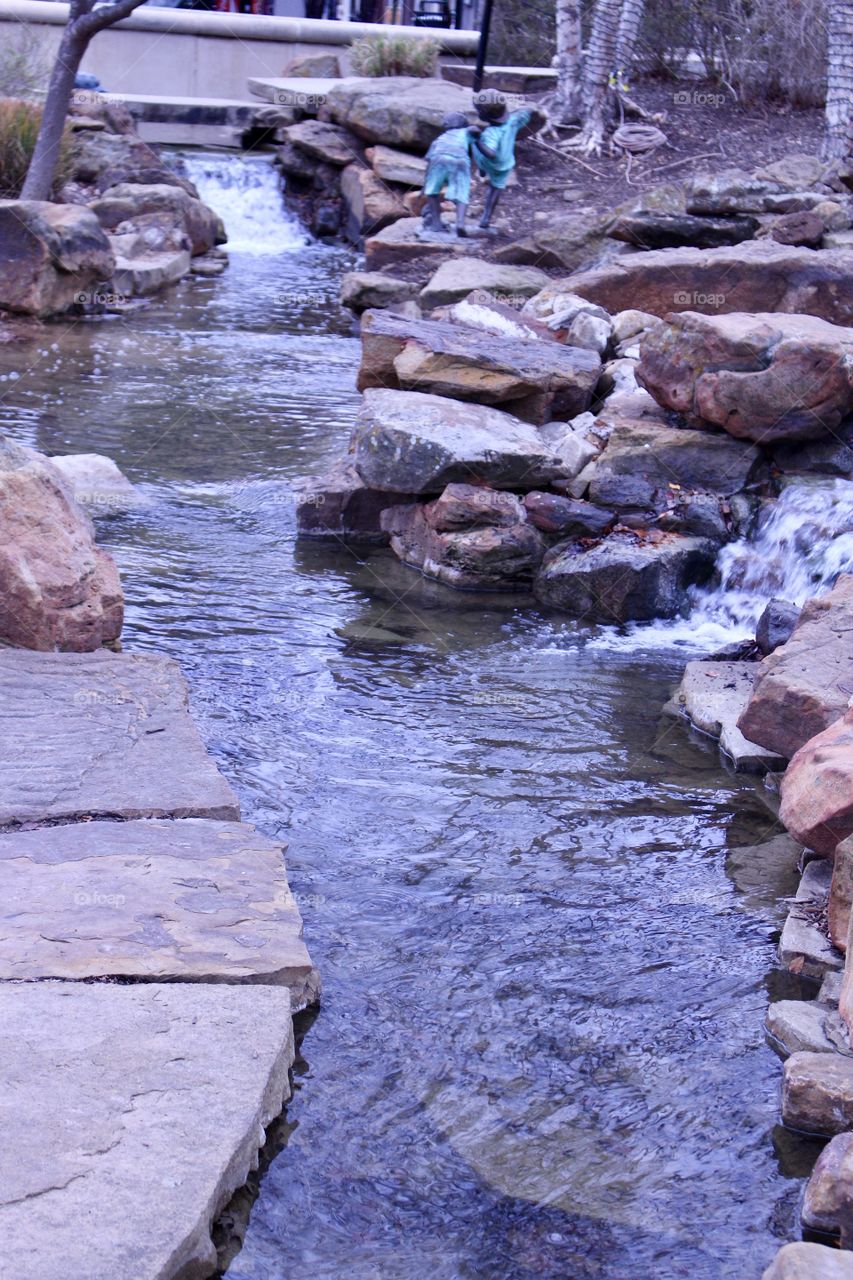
[
  {"left": 420, "top": 257, "right": 550, "bottom": 309},
  {"left": 0, "top": 982, "right": 295, "bottom": 1280},
  {"left": 295, "top": 459, "right": 415, "bottom": 544},
  {"left": 0, "top": 200, "right": 114, "bottom": 318},
  {"left": 357, "top": 309, "right": 600, "bottom": 420},
  {"left": 282, "top": 119, "right": 364, "bottom": 167},
  {"left": 655, "top": 492, "right": 730, "bottom": 543},
  {"left": 312, "top": 199, "right": 341, "bottom": 238},
  {"left": 780, "top": 708, "right": 853, "bottom": 854},
  {"left": 803, "top": 1132, "right": 853, "bottom": 1245},
  {"left": 533, "top": 529, "right": 716, "bottom": 622},
  {"left": 607, "top": 210, "right": 758, "bottom": 249},
  {"left": 756, "top": 599, "right": 800, "bottom": 655},
  {"left": 0, "top": 438, "right": 123, "bottom": 651},
  {"left": 341, "top": 270, "right": 420, "bottom": 313},
  {"left": 48, "top": 452, "right": 145, "bottom": 515},
  {"left": 772, "top": 427, "right": 853, "bottom": 477},
  {"left": 112, "top": 248, "right": 191, "bottom": 297},
  {"left": 782, "top": 1050, "right": 853, "bottom": 1135},
  {"left": 725, "top": 832, "right": 801, "bottom": 922},
  {"left": 91, "top": 182, "right": 223, "bottom": 257},
  {"left": 780, "top": 860, "right": 843, "bottom": 979},
  {"left": 638, "top": 311, "right": 853, "bottom": 444},
  {"left": 340, "top": 164, "right": 406, "bottom": 241},
  {"left": 326, "top": 76, "right": 474, "bottom": 151},
  {"left": 763, "top": 1241, "right": 853, "bottom": 1279},
  {"left": 382, "top": 486, "right": 546, "bottom": 589},
  {"left": 523, "top": 491, "right": 613, "bottom": 538},
  {"left": 553, "top": 241, "right": 853, "bottom": 324},
  {"left": 766, "top": 999, "right": 850, "bottom": 1056},
  {"left": 672, "top": 660, "right": 785, "bottom": 772},
  {"left": 351, "top": 389, "right": 564, "bottom": 494},
  {"left": 831, "top": 836, "right": 853, "bottom": 952},
  {"left": 738, "top": 575, "right": 853, "bottom": 759},
  {"left": 367, "top": 144, "right": 428, "bottom": 187}
]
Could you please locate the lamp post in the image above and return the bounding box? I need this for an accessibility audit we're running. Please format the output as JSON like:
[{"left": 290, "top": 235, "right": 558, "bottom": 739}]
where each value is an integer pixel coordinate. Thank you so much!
[{"left": 472, "top": 0, "right": 494, "bottom": 93}]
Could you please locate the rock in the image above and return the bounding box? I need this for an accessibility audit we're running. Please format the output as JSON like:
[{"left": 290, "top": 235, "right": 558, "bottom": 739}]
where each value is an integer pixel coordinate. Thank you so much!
[
  {"left": 295, "top": 459, "right": 415, "bottom": 543},
  {"left": 612, "top": 308, "right": 659, "bottom": 345},
  {"left": 772, "top": 425, "right": 853, "bottom": 477},
  {"left": 672, "top": 660, "right": 786, "bottom": 772},
  {"left": 420, "top": 257, "right": 550, "bottom": 309},
  {"left": 765, "top": 209, "right": 826, "bottom": 247},
  {"left": 276, "top": 140, "right": 317, "bottom": 181},
  {"left": 815, "top": 200, "right": 852, "bottom": 231},
  {"left": 325, "top": 76, "right": 474, "bottom": 151},
  {"left": 70, "top": 128, "right": 174, "bottom": 192},
  {"left": 351, "top": 389, "right": 564, "bottom": 494},
  {"left": 756, "top": 599, "right": 800, "bottom": 654},
  {"left": 587, "top": 417, "right": 759, "bottom": 514},
  {"left": 340, "top": 164, "right": 406, "bottom": 241},
  {"left": 766, "top": 999, "right": 851, "bottom": 1056},
  {"left": 312, "top": 199, "right": 341, "bottom": 238},
  {"left": 538, "top": 417, "right": 600, "bottom": 480},
  {"left": 755, "top": 153, "right": 833, "bottom": 191},
  {"left": 285, "top": 51, "right": 342, "bottom": 78},
  {"left": 112, "top": 248, "right": 192, "bottom": 297},
  {"left": 782, "top": 1050, "right": 853, "bottom": 1135},
  {"left": 492, "top": 212, "right": 609, "bottom": 272},
  {"left": 725, "top": 832, "right": 801, "bottom": 920},
  {"left": 607, "top": 211, "right": 758, "bottom": 250},
  {"left": 283, "top": 118, "right": 364, "bottom": 167},
  {"left": 0, "top": 438, "right": 123, "bottom": 651},
  {"left": 523, "top": 491, "right": 613, "bottom": 537},
  {"left": 739, "top": 575, "right": 853, "bottom": 759},
  {"left": 780, "top": 859, "right": 842, "bottom": 979},
  {"left": 357, "top": 309, "right": 601, "bottom": 421},
  {"left": 367, "top": 144, "right": 428, "bottom": 187},
  {"left": 803, "top": 1132, "right": 853, "bottom": 1245},
  {"left": 444, "top": 291, "right": 555, "bottom": 342},
  {"left": 831, "top": 836, "right": 853, "bottom": 951},
  {"left": 0, "top": 200, "right": 114, "bottom": 318},
  {"left": 0, "top": 982, "right": 295, "bottom": 1280},
  {"left": 382, "top": 486, "right": 546, "bottom": 589},
  {"left": 90, "top": 182, "right": 222, "bottom": 256},
  {"left": 553, "top": 241, "right": 853, "bottom": 324},
  {"left": 823, "top": 970, "right": 845, "bottom": 1003},
  {"left": 638, "top": 311, "right": 853, "bottom": 444},
  {"left": 48, "top": 452, "right": 145, "bottom": 515},
  {"left": 656, "top": 491, "right": 731, "bottom": 543},
  {"left": 686, "top": 166, "right": 831, "bottom": 215},
  {"left": 364, "top": 216, "right": 467, "bottom": 271},
  {"left": 0, "top": 648, "right": 239, "bottom": 826},
  {"left": 0, "top": 817, "right": 318, "bottom": 1004},
  {"left": 533, "top": 530, "right": 716, "bottom": 622},
  {"left": 763, "top": 1242, "right": 853, "bottom": 1280},
  {"left": 780, "top": 708, "right": 853, "bottom": 855},
  {"left": 341, "top": 270, "right": 420, "bottom": 313}
]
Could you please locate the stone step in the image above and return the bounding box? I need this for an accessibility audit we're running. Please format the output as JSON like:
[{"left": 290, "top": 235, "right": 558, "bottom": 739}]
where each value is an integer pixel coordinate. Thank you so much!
[
  {"left": 0, "top": 817, "right": 319, "bottom": 1008},
  {"left": 0, "top": 981, "right": 294, "bottom": 1280},
  {"left": 667, "top": 659, "right": 787, "bottom": 773},
  {"left": 0, "top": 649, "right": 239, "bottom": 827}
]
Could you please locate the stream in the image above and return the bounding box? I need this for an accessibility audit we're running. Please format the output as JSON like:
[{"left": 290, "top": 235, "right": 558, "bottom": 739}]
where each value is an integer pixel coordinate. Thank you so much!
[{"left": 0, "top": 153, "right": 830, "bottom": 1280}]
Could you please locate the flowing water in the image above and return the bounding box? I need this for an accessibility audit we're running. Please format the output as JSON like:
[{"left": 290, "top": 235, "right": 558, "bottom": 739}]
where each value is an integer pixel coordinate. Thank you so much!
[{"left": 0, "top": 154, "right": 836, "bottom": 1279}]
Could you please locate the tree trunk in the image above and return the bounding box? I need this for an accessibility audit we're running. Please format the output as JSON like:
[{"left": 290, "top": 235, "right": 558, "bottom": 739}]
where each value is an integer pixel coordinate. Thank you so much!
[
  {"left": 554, "top": 0, "right": 583, "bottom": 124},
  {"left": 20, "top": 26, "right": 86, "bottom": 201},
  {"left": 575, "top": 0, "right": 622, "bottom": 154},
  {"left": 616, "top": 0, "right": 645, "bottom": 76},
  {"left": 824, "top": 0, "right": 853, "bottom": 161}
]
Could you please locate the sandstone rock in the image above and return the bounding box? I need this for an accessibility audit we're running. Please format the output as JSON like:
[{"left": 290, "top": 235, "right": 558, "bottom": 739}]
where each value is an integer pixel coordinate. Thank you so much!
[
  {"left": 0, "top": 982, "right": 295, "bottom": 1280},
  {"left": 382, "top": 487, "right": 546, "bottom": 589},
  {"left": 0, "top": 438, "right": 123, "bottom": 651},
  {"left": 285, "top": 51, "right": 342, "bottom": 78},
  {"left": 686, "top": 166, "right": 830, "bottom": 215},
  {"left": 112, "top": 248, "right": 192, "bottom": 297},
  {"left": 0, "top": 200, "right": 114, "bottom": 318},
  {"left": 766, "top": 999, "right": 851, "bottom": 1056},
  {"left": 763, "top": 1242, "right": 853, "bottom": 1280},
  {"left": 772, "top": 425, "right": 853, "bottom": 477},
  {"left": 607, "top": 210, "right": 758, "bottom": 249},
  {"left": 756, "top": 599, "right": 800, "bottom": 654},
  {"left": 326, "top": 76, "right": 474, "bottom": 151},
  {"left": 341, "top": 270, "right": 420, "bottom": 312},
  {"left": 340, "top": 164, "right": 406, "bottom": 241},
  {"left": 367, "top": 144, "right": 428, "bottom": 187},
  {"left": 445, "top": 291, "right": 555, "bottom": 342},
  {"left": 0, "top": 648, "right": 239, "bottom": 826},
  {"left": 655, "top": 491, "right": 731, "bottom": 543},
  {"left": 539, "top": 417, "right": 600, "bottom": 480},
  {"left": 533, "top": 530, "right": 716, "bottom": 622},
  {"left": 638, "top": 311, "right": 853, "bottom": 444},
  {"left": 612, "top": 308, "right": 659, "bottom": 344},
  {"left": 523, "top": 491, "right": 613, "bottom": 538},
  {"left": 351, "top": 389, "right": 564, "bottom": 494},
  {"left": 672, "top": 660, "right": 785, "bottom": 772},
  {"left": 492, "top": 212, "right": 609, "bottom": 272},
  {"left": 765, "top": 209, "right": 826, "bottom": 247},
  {"left": 70, "top": 128, "right": 173, "bottom": 192},
  {"left": 780, "top": 709, "right": 853, "bottom": 854},
  {"left": 803, "top": 1132, "right": 853, "bottom": 1245},
  {"left": 739, "top": 576, "right": 853, "bottom": 759},
  {"left": 48, "top": 452, "right": 145, "bottom": 515},
  {"left": 780, "top": 860, "right": 843, "bottom": 979},
  {"left": 831, "top": 836, "right": 853, "bottom": 952},
  {"left": 782, "top": 1050, "right": 853, "bottom": 1135},
  {"left": 91, "top": 181, "right": 222, "bottom": 256},
  {"left": 755, "top": 153, "right": 833, "bottom": 191},
  {"left": 555, "top": 241, "right": 853, "bottom": 324},
  {"left": 295, "top": 459, "right": 415, "bottom": 543},
  {"left": 420, "top": 257, "right": 550, "bottom": 309},
  {"left": 284, "top": 118, "right": 364, "bottom": 167},
  {"left": 357, "top": 309, "right": 600, "bottom": 420},
  {"left": 364, "top": 216, "right": 466, "bottom": 271}
]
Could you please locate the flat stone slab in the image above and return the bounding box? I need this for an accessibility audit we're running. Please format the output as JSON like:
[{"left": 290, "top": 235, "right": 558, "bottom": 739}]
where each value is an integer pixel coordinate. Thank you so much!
[
  {"left": 247, "top": 75, "right": 337, "bottom": 108},
  {"left": 766, "top": 999, "right": 851, "bottom": 1057},
  {"left": 0, "top": 981, "right": 294, "bottom": 1280},
  {"left": 0, "top": 818, "right": 319, "bottom": 1007},
  {"left": 0, "top": 649, "right": 239, "bottom": 826},
  {"left": 780, "top": 859, "right": 843, "bottom": 979},
  {"left": 673, "top": 659, "right": 786, "bottom": 772}
]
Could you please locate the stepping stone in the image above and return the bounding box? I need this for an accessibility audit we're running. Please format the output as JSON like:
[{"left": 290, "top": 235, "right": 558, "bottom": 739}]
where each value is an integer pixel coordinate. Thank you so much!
[
  {"left": 766, "top": 999, "right": 851, "bottom": 1057},
  {"left": 0, "top": 981, "right": 294, "bottom": 1280},
  {"left": 0, "top": 649, "right": 239, "bottom": 826},
  {"left": 0, "top": 817, "right": 319, "bottom": 1007},
  {"left": 672, "top": 659, "right": 786, "bottom": 772}
]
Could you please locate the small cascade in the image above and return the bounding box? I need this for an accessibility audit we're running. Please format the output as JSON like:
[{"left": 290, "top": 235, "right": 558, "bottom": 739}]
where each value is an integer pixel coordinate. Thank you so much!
[{"left": 176, "top": 152, "right": 309, "bottom": 254}]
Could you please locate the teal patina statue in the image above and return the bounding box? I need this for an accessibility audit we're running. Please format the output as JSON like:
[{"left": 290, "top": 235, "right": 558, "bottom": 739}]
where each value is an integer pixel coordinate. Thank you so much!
[
  {"left": 472, "top": 90, "right": 533, "bottom": 229},
  {"left": 421, "top": 112, "right": 481, "bottom": 238}
]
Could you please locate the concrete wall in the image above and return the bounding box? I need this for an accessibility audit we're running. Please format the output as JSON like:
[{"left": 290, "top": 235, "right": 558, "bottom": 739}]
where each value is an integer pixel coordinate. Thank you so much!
[{"left": 0, "top": 0, "right": 478, "bottom": 101}]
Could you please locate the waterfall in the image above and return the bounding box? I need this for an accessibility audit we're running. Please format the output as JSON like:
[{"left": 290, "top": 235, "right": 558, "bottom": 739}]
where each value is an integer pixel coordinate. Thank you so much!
[{"left": 175, "top": 153, "right": 309, "bottom": 255}]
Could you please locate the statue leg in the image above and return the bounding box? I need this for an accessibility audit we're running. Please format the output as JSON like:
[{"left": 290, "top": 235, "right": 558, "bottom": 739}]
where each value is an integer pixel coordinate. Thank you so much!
[
  {"left": 422, "top": 195, "right": 445, "bottom": 231},
  {"left": 455, "top": 202, "right": 468, "bottom": 237},
  {"left": 480, "top": 186, "right": 501, "bottom": 228}
]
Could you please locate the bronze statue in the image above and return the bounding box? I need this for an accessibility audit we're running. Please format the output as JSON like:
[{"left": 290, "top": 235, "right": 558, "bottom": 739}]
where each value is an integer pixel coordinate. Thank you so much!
[
  {"left": 420, "top": 112, "right": 481, "bottom": 238},
  {"left": 472, "top": 90, "right": 533, "bottom": 229}
]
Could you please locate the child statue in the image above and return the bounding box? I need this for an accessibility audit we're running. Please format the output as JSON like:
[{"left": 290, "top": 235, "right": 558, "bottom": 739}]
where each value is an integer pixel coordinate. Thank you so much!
[
  {"left": 472, "top": 90, "right": 533, "bottom": 230},
  {"left": 420, "top": 112, "right": 482, "bottom": 239}
]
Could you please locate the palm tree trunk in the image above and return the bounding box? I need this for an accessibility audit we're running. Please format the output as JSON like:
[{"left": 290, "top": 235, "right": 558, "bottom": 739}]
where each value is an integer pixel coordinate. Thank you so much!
[
  {"left": 824, "top": 0, "right": 853, "bottom": 161},
  {"left": 577, "top": 0, "right": 622, "bottom": 154},
  {"left": 554, "top": 0, "right": 583, "bottom": 124},
  {"left": 616, "top": 0, "right": 645, "bottom": 76}
]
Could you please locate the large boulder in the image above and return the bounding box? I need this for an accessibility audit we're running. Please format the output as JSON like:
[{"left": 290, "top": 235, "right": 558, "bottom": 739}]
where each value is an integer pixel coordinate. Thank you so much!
[
  {"left": 340, "top": 165, "right": 406, "bottom": 241},
  {"left": 295, "top": 460, "right": 415, "bottom": 544},
  {"left": 89, "top": 183, "right": 222, "bottom": 257},
  {"left": 779, "top": 709, "right": 853, "bottom": 855},
  {"left": 533, "top": 529, "right": 716, "bottom": 622},
  {"left": 548, "top": 241, "right": 853, "bottom": 324},
  {"left": 607, "top": 211, "right": 758, "bottom": 250},
  {"left": 638, "top": 311, "right": 853, "bottom": 444},
  {"left": 325, "top": 77, "right": 474, "bottom": 152},
  {"left": 830, "top": 835, "right": 853, "bottom": 952},
  {"left": 420, "top": 257, "right": 550, "bottom": 309},
  {"left": 0, "top": 437, "right": 123, "bottom": 651},
  {"left": 357, "top": 309, "right": 600, "bottom": 421},
  {"left": 0, "top": 201, "right": 114, "bottom": 318},
  {"left": 281, "top": 119, "right": 364, "bottom": 167},
  {"left": 802, "top": 1132, "right": 853, "bottom": 1247},
  {"left": 340, "top": 271, "right": 420, "bottom": 313},
  {"left": 738, "top": 576, "right": 853, "bottom": 760},
  {"left": 686, "top": 164, "right": 834, "bottom": 216},
  {"left": 351, "top": 389, "right": 564, "bottom": 494},
  {"left": 70, "top": 129, "right": 178, "bottom": 193},
  {"left": 381, "top": 485, "right": 546, "bottom": 589},
  {"left": 491, "top": 212, "right": 609, "bottom": 272},
  {"left": 367, "top": 145, "right": 428, "bottom": 188},
  {"left": 364, "top": 216, "right": 469, "bottom": 272},
  {"left": 782, "top": 1051, "right": 853, "bottom": 1136}
]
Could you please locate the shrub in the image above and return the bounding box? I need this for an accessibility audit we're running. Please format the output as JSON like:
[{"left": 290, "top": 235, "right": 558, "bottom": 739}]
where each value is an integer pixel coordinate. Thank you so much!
[
  {"left": 0, "top": 99, "right": 73, "bottom": 199},
  {"left": 0, "top": 24, "right": 51, "bottom": 101},
  {"left": 349, "top": 34, "right": 439, "bottom": 78}
]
